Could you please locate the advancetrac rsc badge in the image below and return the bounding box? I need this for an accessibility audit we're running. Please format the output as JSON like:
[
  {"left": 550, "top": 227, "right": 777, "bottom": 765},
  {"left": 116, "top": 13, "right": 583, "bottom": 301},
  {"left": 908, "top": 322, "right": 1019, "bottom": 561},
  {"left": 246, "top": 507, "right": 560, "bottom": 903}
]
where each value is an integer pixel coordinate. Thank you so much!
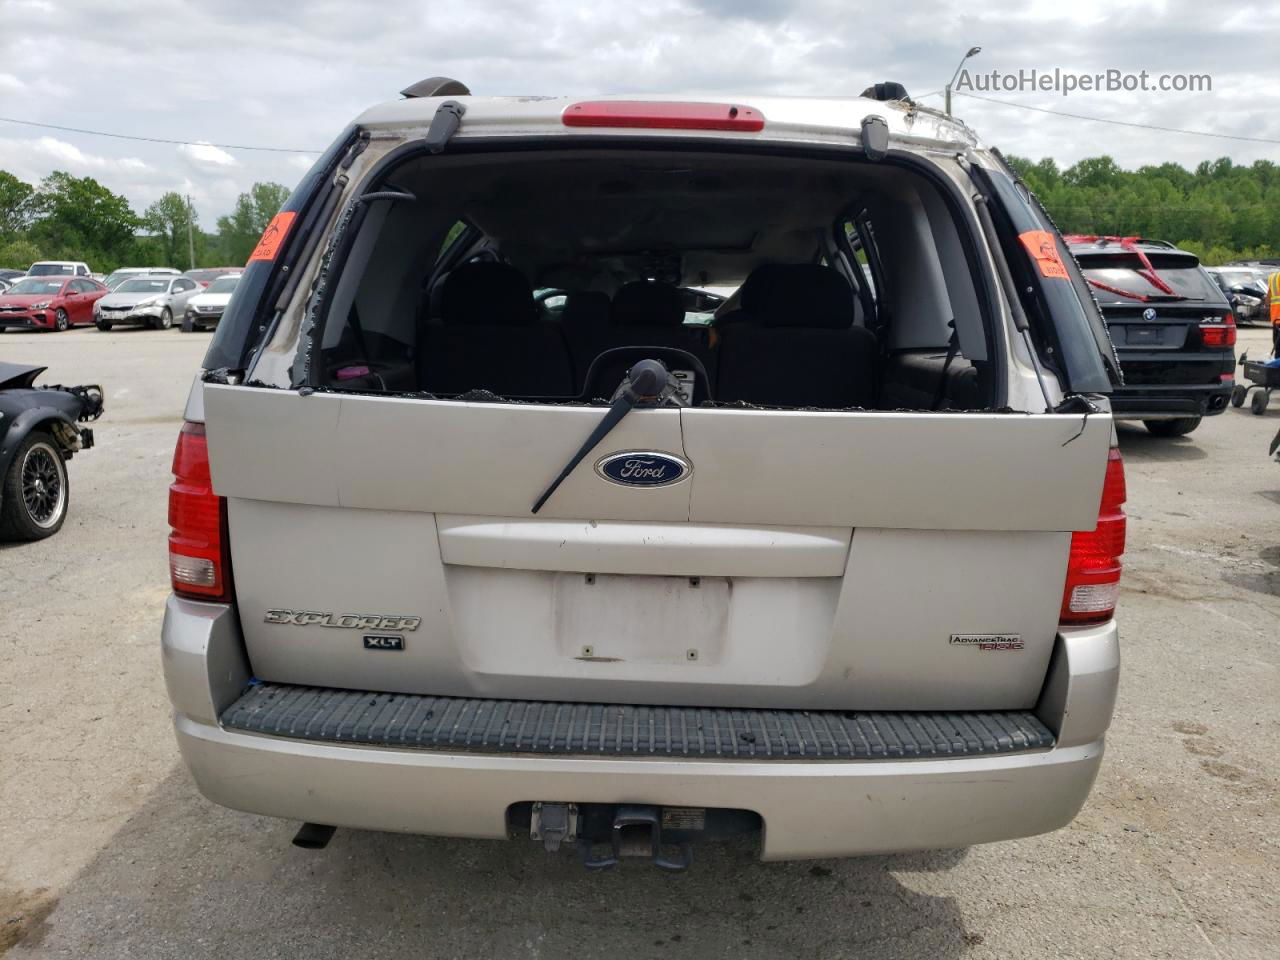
[{"left": 949, "top": 633, "right": 1024, "bottom": 651}]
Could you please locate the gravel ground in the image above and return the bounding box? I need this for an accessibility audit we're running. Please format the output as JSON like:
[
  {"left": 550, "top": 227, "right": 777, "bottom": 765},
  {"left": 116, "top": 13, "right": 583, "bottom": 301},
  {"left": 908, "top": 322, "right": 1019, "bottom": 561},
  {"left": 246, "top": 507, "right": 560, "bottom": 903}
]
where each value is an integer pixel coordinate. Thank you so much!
[{"left": 1, "top": 326, "right": 1276, "bottom": 959}]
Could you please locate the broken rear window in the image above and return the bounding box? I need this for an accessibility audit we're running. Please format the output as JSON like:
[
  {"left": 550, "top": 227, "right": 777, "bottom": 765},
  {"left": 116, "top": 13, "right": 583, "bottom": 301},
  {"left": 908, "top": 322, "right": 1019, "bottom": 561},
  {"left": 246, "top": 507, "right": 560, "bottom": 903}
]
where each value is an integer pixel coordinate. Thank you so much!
[{"left": 302, "top": 147, "right": 999, "bottom": 412}]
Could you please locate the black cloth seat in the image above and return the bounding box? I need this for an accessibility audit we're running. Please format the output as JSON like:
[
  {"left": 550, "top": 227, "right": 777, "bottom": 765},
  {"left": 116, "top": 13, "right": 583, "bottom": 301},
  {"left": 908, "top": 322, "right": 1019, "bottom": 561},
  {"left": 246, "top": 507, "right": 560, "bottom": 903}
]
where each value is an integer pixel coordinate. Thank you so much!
[
  {"left": 711, "top": 263, "right": 786, "bottom": 328},
  {"left": 715, "top": 264, "right": 878, "bottom": 408},
  {"left": 585, "top": 280, "right": 712, "bottom": 397},
  {"left": 420, "top": 261, "right": 574, "bottom": 397},
  {"left": 558, "top": 290, "right": 611, "bottom": 392}
]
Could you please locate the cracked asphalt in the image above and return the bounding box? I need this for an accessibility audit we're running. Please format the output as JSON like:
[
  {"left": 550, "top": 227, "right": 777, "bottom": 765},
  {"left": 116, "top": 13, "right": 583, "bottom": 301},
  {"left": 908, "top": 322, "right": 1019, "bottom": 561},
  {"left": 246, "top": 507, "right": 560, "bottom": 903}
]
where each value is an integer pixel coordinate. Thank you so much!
[{"left": 1, "top": 326, "right": 1277, "bottom": 959}]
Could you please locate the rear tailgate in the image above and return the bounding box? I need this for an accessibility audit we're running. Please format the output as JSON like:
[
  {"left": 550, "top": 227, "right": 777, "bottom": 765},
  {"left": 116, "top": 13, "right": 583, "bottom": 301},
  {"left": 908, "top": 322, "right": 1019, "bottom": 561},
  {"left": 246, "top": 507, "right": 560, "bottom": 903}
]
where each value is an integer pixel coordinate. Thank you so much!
[
  {"left": 204, "top": 384, "right": 1111, "bottom": 711},
  {"left": 1103, "top": 302, "right": 1232, "bottom": 384}
]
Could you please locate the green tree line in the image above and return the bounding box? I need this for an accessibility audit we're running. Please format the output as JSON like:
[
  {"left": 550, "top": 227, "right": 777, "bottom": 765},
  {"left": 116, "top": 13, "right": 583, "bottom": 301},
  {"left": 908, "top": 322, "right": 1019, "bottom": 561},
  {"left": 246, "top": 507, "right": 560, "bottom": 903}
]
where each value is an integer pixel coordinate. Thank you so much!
[
  {"left": 3, "top": 156, "right": 1279, "bottom": 273},
  {"left": 1005, "top": 154, "right": 1280, "bottom": 265},
  {"left": 0, "top": 169, "right": 290, "bottom": 273}
]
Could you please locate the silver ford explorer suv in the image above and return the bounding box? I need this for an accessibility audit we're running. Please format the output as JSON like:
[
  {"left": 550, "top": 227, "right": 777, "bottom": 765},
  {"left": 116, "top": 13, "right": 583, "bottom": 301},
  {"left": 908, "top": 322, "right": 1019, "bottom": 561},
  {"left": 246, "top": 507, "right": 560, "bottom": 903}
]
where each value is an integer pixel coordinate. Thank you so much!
[{"left": 163, "top": 79, "right": 1126, "bottom": 868}]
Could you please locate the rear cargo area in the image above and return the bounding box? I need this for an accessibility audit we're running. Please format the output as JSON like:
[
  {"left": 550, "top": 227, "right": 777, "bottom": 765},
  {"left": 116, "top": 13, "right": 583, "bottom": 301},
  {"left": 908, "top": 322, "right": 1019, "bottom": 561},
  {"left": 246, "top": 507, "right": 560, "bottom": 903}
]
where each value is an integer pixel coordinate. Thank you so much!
[{"left": 203, "top": 141, "right": 1113, "bottom": 715}]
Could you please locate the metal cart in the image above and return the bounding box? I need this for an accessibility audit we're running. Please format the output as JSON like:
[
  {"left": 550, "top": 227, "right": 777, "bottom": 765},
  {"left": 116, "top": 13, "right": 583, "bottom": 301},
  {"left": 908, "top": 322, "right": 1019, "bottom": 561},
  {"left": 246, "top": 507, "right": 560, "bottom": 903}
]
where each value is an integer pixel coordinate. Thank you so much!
[{"left": 1232, "top": 351, "right": 1280, "bottom": 415}]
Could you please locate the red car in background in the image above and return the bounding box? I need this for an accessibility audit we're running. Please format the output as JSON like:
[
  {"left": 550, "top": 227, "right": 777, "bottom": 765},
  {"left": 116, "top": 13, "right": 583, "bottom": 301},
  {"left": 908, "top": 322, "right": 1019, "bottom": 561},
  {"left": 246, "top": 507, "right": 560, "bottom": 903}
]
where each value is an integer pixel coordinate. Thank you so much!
[{"left": 0, "top": 276, "right": 109, "bottom": 332}]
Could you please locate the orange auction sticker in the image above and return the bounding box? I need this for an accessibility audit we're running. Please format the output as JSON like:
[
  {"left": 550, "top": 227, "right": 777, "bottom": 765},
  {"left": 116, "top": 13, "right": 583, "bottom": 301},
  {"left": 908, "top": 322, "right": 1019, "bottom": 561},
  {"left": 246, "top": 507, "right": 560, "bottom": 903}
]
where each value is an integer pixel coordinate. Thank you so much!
[
  {"left": 1018, "top": 229, "right": 1069, "bottom": 279},
  {"left": 247, "top": 211, "right": 297, "bottom": 263}
]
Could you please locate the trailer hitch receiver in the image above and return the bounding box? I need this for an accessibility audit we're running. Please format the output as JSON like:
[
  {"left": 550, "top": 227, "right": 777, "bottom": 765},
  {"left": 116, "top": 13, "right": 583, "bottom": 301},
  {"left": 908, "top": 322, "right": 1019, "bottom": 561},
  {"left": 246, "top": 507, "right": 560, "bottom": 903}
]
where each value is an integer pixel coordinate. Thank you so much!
[{"left": 579, "top": 805, "right": 694, "bottom": 872}]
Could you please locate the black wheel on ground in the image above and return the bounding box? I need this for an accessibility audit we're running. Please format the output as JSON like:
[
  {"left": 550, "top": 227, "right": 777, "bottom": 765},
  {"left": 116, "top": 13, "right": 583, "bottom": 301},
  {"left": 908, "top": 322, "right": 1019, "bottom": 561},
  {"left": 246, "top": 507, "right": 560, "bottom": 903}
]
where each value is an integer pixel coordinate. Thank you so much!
[
  {"left": 53, "top": 308, "right": 70, "bottom": 331},
  {"left": 1230, "top": 384, "right": 1247, "bottom": 407},
  {"left": 155, "top": 307, "right": 173, "bottom": 330},
  {"left": 0, "top": 431, "right": 69, "bottom": 541},
  {"left": 1251, "top": 391, "right": 1269, "bottom": 416},
  {"left": 1144, "top": 417, "right": 1202, "bottom": 437},
  {"left": 180, "top": 315, "right": 194, "bottom": 332},
  {"left": 96, "top": 320, "right": 112, "bottom": 331}
]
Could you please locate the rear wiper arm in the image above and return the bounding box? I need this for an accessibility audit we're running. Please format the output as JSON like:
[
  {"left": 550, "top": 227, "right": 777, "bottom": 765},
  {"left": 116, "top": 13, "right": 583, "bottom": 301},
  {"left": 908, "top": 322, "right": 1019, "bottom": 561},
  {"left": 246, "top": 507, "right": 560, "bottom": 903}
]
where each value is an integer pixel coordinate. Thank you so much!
[{"left": 531, "top": 360, "right": 670, "bottom": 514}]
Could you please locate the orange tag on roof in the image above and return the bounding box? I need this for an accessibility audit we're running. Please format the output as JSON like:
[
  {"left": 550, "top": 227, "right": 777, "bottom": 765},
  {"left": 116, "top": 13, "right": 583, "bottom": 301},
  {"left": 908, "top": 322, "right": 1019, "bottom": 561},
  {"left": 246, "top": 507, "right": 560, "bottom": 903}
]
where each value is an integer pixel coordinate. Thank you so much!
[
  {"left": 247, "top": 211, "right": 297, "bottom": 263},
  {"left": 1018, "top": 230, "right": 1069, "bottom": 279}
]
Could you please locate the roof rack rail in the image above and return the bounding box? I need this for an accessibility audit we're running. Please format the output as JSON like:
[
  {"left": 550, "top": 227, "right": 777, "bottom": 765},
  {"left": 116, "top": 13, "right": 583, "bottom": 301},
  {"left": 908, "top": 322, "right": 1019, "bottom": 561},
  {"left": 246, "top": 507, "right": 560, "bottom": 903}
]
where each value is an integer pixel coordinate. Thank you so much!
[
  {"left": 860, "top": 82, "right": 912, "bottom": 103},
  {"left": 400, "top": 77, "right": 471, "bottom": 99}
]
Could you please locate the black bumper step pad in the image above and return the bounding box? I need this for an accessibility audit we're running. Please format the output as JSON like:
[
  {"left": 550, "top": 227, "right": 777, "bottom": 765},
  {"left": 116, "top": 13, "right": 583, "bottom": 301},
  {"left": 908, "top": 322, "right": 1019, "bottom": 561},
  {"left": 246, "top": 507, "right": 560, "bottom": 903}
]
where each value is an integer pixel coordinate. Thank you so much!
[{"left": 221, "top": 683, "right": 1055, "bottom": 760}]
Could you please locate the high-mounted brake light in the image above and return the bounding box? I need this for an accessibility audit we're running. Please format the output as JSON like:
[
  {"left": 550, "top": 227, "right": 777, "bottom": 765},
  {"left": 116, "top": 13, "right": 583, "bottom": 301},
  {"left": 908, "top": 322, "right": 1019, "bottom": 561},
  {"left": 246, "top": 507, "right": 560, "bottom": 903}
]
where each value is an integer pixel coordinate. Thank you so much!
[
  {"left": 1060, "top": 446, "right": 1126, "bottom": 626},
  {"left": 1198, "top": 313, "right": 1236, "bottom": 348},
  {"left": 168, "top": 421, "right": 231, "bottom": 601},
  {"left": 563, "top": 101, "right": 765, "bottom": 132}
]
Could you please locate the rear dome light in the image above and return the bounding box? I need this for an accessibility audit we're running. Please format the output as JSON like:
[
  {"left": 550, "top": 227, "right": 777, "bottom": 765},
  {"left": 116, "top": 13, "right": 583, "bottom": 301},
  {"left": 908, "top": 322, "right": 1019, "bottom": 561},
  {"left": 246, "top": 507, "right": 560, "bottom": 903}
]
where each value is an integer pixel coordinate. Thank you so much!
[
  {"left": 1061, "top": 446, "right": 1126, "bottom": 626},
  {"left": 563, "top": 101, "right": 765, "bottom": 132},
  {"left": 168, "top": 421, "right": 231, "bottom": 601}
]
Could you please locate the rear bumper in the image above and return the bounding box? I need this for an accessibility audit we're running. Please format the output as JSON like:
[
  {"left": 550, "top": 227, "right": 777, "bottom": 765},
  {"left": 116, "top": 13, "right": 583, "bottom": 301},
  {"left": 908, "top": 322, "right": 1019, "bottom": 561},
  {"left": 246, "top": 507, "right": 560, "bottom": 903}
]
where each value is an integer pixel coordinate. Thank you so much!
[
  {"left": 162, "top": 596, "right": 1119, "bottom": 860},
  {"left": 1110, "top": 383, "right": 1232, "bottom": 419}
]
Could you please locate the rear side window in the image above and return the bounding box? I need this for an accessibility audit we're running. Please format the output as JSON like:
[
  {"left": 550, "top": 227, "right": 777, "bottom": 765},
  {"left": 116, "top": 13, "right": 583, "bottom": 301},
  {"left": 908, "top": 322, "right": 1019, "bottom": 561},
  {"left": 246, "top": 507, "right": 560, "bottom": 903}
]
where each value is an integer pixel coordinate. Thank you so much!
[
  {"left": 437, "top": 220, "right": 470, "bottom": 261},
  {"left": 1076, "top": 253, "right": 1222, "bottom": 303},
  {"left": 972, "top": 165, "right": 1118, "bottom": 394}
]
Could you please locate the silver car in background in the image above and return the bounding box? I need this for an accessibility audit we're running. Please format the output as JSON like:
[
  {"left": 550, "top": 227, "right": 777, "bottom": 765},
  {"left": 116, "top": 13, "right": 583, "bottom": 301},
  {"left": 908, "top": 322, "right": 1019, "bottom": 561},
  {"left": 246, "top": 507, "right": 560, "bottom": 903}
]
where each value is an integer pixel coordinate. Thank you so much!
[
  {"left": 102, "top": 267, "right": 182, "bottom": 291},
  {"left": 94, "top": 275, "right": 201, "bottom": 330}
]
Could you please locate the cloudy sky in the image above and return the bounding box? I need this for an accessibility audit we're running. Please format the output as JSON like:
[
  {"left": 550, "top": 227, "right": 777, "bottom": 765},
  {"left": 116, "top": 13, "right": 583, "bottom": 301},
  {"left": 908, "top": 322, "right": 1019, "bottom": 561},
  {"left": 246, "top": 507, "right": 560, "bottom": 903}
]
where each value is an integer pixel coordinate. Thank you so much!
[{"left": 2, "top": 0, "right": 1277, "bottom": 225}]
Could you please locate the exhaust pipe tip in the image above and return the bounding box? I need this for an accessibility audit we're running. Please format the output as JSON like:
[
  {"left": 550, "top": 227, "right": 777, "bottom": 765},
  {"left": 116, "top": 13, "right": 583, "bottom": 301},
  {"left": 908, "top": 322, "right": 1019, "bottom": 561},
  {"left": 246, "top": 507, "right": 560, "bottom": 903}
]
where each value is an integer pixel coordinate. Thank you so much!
[{"left": 292, "top": 822, "right": 337, "bottom": 850}]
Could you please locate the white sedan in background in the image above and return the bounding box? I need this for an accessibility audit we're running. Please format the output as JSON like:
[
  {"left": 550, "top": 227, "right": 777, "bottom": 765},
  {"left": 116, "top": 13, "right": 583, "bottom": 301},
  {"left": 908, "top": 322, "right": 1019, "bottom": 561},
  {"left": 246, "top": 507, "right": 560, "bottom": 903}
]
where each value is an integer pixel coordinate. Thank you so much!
[{"left": 181, "top": 274, "right": 240, "bottom": 332}]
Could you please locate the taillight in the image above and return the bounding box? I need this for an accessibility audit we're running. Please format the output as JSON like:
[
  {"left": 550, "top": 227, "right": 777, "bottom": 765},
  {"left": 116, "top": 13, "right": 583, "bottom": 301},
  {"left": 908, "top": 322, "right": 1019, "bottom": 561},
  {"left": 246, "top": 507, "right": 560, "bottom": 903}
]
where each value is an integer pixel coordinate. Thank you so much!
[
  {"left": 1061, "top": 446, "right": 1126, "bottom": 625},
  {"left": 563, "top": 100, "right": 765, "bottom": 132},
  {"left": 168, "top": 421, "right": 231, "bottom": 601},
  {"left": 1199, "top": 313, "right": 1236, "bottom": 348}
]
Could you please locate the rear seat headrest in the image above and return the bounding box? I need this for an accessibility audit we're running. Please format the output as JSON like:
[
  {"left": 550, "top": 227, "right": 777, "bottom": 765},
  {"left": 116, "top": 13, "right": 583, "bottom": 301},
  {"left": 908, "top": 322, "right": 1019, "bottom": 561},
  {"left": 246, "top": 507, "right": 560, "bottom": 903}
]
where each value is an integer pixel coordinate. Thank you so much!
[
  {"left": 740, "top": 263, "right": 855, "bottom": 329},
  {"left": 561, "top": 290, "right": 611, "bottom": 327},
  {"left": 610, "top": 280, "right": 686, "bottom": 328},
  {"left": 440, "top": 261, "right": 536, "bottom": 326}
]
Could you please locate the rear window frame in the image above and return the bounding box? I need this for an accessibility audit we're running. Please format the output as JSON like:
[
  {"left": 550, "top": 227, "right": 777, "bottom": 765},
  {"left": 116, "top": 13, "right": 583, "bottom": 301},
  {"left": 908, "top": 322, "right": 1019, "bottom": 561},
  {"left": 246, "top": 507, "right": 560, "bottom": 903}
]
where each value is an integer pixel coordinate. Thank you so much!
[
  {"left": 292, "top": 135, "right": 1009, "bottom": 409},
  {"left": 203, "top": 125, "right": 361, "bottom": 375}
]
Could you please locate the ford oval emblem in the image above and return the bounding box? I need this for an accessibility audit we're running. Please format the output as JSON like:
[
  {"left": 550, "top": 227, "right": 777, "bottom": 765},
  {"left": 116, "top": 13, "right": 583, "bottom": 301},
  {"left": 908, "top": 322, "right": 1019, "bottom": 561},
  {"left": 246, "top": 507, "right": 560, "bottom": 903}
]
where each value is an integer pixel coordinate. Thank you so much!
[
  {"left": 595, "top": 451, "right": 691, "bottom": 488},
  {"left": 1142, "top": 307, "right": 1157, "bottom": 321}
]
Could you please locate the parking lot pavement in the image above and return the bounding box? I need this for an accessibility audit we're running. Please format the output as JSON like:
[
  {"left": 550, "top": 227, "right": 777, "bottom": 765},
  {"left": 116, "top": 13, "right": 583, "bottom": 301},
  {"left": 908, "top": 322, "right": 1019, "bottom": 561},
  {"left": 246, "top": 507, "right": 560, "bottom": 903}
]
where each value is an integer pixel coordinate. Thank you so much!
[{"left": 1, "top": 326, "right": 1277, "bottom": 959}]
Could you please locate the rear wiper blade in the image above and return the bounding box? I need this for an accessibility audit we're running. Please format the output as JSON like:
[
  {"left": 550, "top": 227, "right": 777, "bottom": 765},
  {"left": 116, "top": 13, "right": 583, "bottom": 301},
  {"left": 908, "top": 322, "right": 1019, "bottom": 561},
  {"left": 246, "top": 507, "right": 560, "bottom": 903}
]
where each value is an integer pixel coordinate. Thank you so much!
[{"left": 531, "top": 360, "right": 670, "bottom": 514}]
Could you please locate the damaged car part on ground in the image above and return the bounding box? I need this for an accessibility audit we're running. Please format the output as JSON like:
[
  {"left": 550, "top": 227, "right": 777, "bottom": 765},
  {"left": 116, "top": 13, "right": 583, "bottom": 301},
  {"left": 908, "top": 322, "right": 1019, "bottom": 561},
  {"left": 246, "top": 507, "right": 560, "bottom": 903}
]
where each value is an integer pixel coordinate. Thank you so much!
[
  {"left": 0, "top": 362, "right": 103, "bottom": 541},
  {"left": 165, "top": 86, "right": 1125, "bottom": 867}
]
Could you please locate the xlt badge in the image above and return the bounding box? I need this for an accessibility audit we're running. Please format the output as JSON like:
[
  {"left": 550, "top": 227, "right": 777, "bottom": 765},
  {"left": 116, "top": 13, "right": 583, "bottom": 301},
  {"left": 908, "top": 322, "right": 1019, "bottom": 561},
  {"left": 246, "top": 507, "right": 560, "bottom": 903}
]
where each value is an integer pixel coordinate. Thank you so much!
[
  {"left": 363, "top": 635, "right": 406, "bottom": 651},
  {"left": 950, "top": 633, "right": 1024, "bottom": 651}
]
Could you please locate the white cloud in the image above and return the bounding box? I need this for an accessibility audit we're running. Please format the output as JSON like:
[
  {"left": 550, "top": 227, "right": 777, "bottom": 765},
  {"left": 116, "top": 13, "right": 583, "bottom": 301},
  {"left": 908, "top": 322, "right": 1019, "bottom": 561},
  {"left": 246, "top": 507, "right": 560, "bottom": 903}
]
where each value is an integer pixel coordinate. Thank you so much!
[
  {"left": 32, "top": 136, "right": 107, "bottom": 169},
  {"left": 0, "top": 0, "right": 1275, "bottom": 223},
  {"left": 177, "top": 142, "right": 240, "bottom": 172},
  {"left": 0, "top": 136, "right": 150, "bottom": 178}
]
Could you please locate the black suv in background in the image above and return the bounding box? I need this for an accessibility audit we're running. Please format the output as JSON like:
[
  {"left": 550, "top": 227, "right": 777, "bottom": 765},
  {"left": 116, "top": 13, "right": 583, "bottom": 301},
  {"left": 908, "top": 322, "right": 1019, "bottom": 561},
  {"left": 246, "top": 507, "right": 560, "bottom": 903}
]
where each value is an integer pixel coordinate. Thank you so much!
[{"left": 1067, "top": 237, "right": 1235, "bottom": 437}]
